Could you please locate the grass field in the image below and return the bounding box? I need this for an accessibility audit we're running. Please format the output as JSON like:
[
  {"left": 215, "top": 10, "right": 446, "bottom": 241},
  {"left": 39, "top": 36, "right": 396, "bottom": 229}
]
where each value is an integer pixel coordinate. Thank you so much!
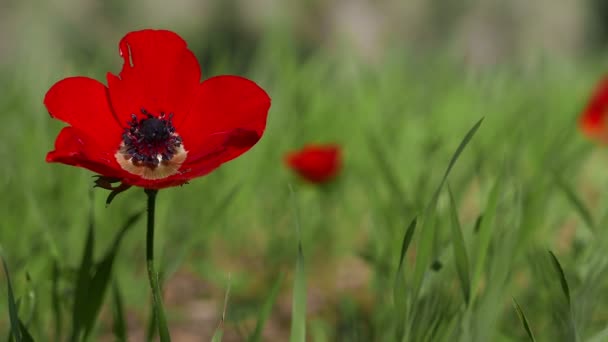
[{"left": 2, "top": 31, "right": 608, "bottom": 341}]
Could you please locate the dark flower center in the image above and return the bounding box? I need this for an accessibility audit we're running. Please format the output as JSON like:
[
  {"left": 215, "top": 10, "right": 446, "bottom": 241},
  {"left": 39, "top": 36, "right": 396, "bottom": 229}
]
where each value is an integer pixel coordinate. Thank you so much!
[{"left": 122, "top": 109, "right": 183, "bottom": 167}]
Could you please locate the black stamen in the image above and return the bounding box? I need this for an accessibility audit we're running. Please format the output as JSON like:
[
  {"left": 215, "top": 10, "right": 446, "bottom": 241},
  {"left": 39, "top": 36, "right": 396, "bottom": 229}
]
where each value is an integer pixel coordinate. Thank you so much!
[{"left": 120, "top": 108, "right": 182, "bottom": 168}]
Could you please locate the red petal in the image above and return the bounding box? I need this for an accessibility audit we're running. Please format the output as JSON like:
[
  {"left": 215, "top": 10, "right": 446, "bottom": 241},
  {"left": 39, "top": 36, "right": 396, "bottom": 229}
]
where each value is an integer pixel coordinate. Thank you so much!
[
  {"left": 176, "top": 75, "right": 271, "bottom": 161},
  {"left": 47, "top": 127, "right": 127, "bottom": 178},
  {"left": 44, "top": 77, "right": 122, "bottom": 149},
  {"left": 285, "top": 144, "right": 342, "bottom": 183},
  {"left": 107, "top": 29, "right": 201, "bottom": 124},
  {"left": 187, "top": 129, "right": 262, "bottom": 175},
  {"left": 581, "top": 76, "right": 608, "bottom": 141}
]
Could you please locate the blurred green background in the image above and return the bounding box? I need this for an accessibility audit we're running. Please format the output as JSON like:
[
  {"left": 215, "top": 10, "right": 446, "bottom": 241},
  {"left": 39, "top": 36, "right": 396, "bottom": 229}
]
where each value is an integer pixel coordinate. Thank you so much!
[{"left": 3, "top": 0, "right": 608, "bottom": 341}]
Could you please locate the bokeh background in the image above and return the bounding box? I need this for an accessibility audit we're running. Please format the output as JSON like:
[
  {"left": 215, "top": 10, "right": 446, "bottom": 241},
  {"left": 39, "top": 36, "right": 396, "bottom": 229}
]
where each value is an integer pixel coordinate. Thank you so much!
[
  {"left": 3, "top": 0, "right": 608, "bottom": 341},
  {"left": 5, "top": 0, "right": 608, "bottom": 73}
]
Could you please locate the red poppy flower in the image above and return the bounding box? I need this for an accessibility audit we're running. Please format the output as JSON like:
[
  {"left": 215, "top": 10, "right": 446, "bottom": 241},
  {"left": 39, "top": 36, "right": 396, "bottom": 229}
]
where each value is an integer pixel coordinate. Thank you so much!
[
  {"left": 580, "top": 76, "right": 608, "bottom": 142},
  {"left": 45, "top": 29, "right": 271, "bottom": 190},
  {"left": 285, "top": 144, "right": 342, "bottom": 184}
]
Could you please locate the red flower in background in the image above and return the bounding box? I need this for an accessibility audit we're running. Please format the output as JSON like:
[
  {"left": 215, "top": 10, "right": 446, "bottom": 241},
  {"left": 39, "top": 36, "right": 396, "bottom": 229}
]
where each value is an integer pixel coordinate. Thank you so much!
[
  {"left": 580, "top": 76, "right": 608, "bottom": 142},
  {"left": 285, "top": 144, "right": 342, "bottom": 184},
  {"left": 45, "top": 29, "right": 271, "bottom": 190}
]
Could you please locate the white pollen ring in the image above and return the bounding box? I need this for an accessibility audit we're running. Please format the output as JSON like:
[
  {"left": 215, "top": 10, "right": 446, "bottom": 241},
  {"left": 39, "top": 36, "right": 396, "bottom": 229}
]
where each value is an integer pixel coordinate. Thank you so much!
[{"left": 115, "top": 144, "right": 188, "bottom": 180}]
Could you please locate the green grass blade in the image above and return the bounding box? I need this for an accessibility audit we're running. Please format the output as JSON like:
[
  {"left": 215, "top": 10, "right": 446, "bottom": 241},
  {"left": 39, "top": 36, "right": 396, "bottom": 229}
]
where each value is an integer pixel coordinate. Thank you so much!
[
  {"left": 554, "top": 174, "right": 595, "bottom": 233},
  {"left": 411, "top": 118, "right": 484, "bottom": 311},
  {"left": 248, "top": 273, "right": 284, "bottom": 342},
  {"left": 290, "top": 242, "right": 307, "bottom": 342},
  {"left": 432, "top": 117, "right": 484, "bottom": 201},
  {"left": 288, "top": 184, "right": 306, "bottom": 342},
  {"left": 448, "top": 185, "right": 471, "bottom": 305},
  {"left": 17, "top": 320, "right": 34, "bottom": 342},
  {"left": 393, "top": 217, "right": 417, "bottom": 306},
  {"left": 51, "top": 260, "right": 62, "bottom": 341},
  {"left": 512, "top": 298, "right": 537, "bottom": 342},
  {"left": 70, "top": 207, "right": 95, "bottom": 342},
  {"left": 211, "top": 275, "right": 232, "bottom": 342},
  {"left": 393, "top": 217, "right": 417, "bottom": 341},
  {"left": 2, "top": 255, "right": 23, "bottom": 342},
  {"left": 548, "top": 251, "right": 579, "bottom": 341},
  {"left": 112, "top": 281, "right": 127, "bottom": 342},
  {"left": 0, "top": 268, "right": 35, "bottom": 342},
  {"left": 471, "top": 177, "right": 501, "bottom": 298},
  {"left": 397, "top": 217, "right": 418, "bottom": 271},
  {"left": 548, "top": 251, "right": 571, "bottom": 305},
  {"left": 22, "top": 272, "right": 35, "bottom": 328},
  {"left": 81, "top": 211, "right": 142, "bottom": 340},
  {"left": 473, "top": 214, "right": 483, "bottom": 233},
  {"left": 410, "top": 211, "right": 437, "bottom": 303}
]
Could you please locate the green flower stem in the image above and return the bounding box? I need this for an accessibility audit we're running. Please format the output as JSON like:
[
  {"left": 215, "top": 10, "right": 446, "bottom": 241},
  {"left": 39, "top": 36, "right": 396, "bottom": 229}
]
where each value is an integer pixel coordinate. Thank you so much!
[{"left": 145, "top": 189, "right": 171, "bottom": 342}]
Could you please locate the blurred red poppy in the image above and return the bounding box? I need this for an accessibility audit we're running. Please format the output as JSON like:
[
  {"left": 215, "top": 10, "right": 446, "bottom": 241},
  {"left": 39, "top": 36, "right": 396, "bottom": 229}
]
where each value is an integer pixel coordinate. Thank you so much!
[
  {"left": 580, "top": 76, "right": 608, "bottom": 142},
  {"left": 285, "top": 144, "right": 342, "bottom": 184},
  {"left": 45, "top": 29, "right": 271, "bottom": 190}
]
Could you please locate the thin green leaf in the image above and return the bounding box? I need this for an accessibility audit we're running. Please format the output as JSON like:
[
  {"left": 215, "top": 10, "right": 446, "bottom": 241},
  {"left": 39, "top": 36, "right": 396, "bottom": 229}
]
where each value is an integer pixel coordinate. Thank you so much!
[
  {"left": 112, "top": 281, "right": 127, "bottom": 342},
  {"left": 17, "top": 320, "right": 34, "bottom": 342},
  {"left": 554, "top": 174, "right": 595, "bottom": 233},
  {"left": 211, "top": 275, "right": 232, "bottom": 342},
  {"left": 548, "top": 251, "right": 571, "bottom": 306},
  {"left": 448, "top": 185, "right": 471, "bottom": 305},
  {"left": 393, "top": 217, "right": 417, "bottom": 305},
  {"left": 101, "top": 182, "right": 132, "bottom": 206},
  {"left": 410, "top": 210, "right": 437, "bottom": 303},
  {"left": 548, "top": 251, "right": 579, "bottom": 341},
  {"left": 290, "top": 243, "right": 307, "bottom": 342},
  {"left": 471, "top": 178, "right": 501, "bottom": 297},
  {"left": 411, "top": 118, "right": 484, "bottom": 308},
  {"left": 81, "top": 211, "right": 143, "bottom": 340},
  {"left": 70, "top": 208, "right": 95, "bottom": 342},
  {"left": 393, "top": 217, "right": 417, "bottom": 341},
  {"left": 432, "top": 117, "right": 484, "bottom": 201},
  {"left": 248, "top": 274, "right": 284, "bottom": 342},
  {"left": 2, "top": 255, "right": 23, "bottom": 342},
  {"left": 473, "top": 214, "right": 483, "bottom": 233},
  {"left": 51, "top": 260, "right": 62, "bottom": 341},
  {"left": 512, "top": 298, "right": 537, "bottom": 342},
  {"left": 288, "top": 184, "right": 306, "bottom": 342},
  {"left": 397, "top": 217, "right": 418, "bottom": 271},
  {"left": 22, "top": 272, "right": 36, "bottom": 328}
]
